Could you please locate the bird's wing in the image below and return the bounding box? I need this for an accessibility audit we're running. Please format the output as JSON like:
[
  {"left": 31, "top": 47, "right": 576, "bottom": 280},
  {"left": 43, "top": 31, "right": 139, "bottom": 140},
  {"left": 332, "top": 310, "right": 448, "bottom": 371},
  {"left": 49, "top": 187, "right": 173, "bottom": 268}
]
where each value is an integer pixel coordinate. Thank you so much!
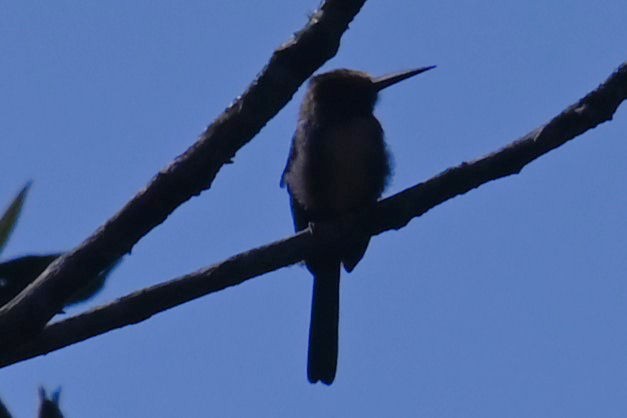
[
  {"left": 289, "top": 194, "right": 310, "bottom": 233},
  {"left": 280, "top": 133, "right": 298, "bottom": 188}
]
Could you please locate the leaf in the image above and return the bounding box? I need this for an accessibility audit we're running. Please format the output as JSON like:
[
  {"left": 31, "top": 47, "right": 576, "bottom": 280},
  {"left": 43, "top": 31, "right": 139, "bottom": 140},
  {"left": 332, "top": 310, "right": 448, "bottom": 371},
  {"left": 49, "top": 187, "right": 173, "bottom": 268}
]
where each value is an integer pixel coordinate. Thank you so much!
[{"left": 0, "top": 182, "right": 32, "bottom": 257}]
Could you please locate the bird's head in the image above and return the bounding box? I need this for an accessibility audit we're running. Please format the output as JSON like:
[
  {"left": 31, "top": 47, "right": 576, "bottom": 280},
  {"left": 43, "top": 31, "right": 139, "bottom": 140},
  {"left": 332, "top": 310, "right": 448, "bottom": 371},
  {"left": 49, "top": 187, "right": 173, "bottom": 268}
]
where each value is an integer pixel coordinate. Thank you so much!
[{"left": 302, "top": 66, "right": 435, "bottom": 121}]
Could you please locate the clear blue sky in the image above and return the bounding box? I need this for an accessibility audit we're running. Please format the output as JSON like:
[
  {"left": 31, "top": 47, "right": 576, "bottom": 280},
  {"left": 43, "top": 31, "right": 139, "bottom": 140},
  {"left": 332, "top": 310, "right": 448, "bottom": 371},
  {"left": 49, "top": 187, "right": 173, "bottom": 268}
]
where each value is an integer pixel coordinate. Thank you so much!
[{"left": 1, "top": 1, "right": 626, "bottom": 417}]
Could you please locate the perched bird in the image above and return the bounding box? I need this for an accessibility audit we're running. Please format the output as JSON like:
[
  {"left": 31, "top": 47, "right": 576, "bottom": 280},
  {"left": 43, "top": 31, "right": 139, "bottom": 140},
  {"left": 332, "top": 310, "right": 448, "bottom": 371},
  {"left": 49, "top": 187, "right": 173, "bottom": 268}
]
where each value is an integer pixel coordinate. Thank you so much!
[
  {"left": 0, "top": 255, "right": 61, "bottom": 307},
  {"left": 281, "top": 66, "right": 434, "bottom": 384},
  {"left": 0, "top": 254, "right": 118, "bottom": 309}
]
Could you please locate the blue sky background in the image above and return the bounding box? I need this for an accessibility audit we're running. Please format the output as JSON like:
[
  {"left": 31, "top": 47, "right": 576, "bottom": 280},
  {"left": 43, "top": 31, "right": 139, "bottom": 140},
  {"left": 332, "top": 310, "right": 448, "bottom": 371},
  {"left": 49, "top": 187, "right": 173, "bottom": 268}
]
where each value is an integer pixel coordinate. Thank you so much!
[{"left": 1, "top": 1, "right": 626, "bottom": 417}]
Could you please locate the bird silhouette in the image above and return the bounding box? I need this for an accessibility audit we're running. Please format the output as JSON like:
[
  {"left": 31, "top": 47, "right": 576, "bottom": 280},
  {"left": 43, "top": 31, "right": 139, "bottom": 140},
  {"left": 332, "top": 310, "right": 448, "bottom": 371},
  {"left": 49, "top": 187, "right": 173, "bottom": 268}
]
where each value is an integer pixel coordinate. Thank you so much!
[{"left": 281, "top": 66, "right": 434, "bottom": 384}]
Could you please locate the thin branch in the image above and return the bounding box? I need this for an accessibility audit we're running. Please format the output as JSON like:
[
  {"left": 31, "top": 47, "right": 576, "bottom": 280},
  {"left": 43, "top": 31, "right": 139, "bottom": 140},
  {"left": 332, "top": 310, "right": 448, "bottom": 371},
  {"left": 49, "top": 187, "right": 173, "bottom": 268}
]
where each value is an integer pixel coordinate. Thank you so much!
[
  {"left": 373, "top": 62, "right": 627, "bottom": 234},
  {"left": 0, "top": 0, "right": 368, "bottom": 347},
  {"left": 1, "top": 63, "right": 624, "bottom": 369},
  {"left": 0, "top": 233, "right": 311, "bottom": 368}
]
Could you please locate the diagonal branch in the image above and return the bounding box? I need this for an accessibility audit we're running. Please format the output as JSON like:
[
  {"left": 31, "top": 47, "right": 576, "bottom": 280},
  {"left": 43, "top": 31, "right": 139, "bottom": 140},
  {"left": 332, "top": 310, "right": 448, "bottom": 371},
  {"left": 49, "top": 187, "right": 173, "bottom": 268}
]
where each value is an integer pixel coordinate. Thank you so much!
[
  {"left": 0, "top": 0, "right": 368, "bottom": 347},
  {"left": 373, "top": 63, "right": 627, "bottom": 235},
  {"left": 1, "top": 63, "right": 624, "bottom": 369}
]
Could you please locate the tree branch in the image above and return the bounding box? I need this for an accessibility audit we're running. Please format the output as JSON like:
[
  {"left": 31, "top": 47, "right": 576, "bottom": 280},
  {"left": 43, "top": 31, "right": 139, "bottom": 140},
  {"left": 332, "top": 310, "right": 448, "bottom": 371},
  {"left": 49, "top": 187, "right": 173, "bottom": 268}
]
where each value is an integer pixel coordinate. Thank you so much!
[
  {"left": 0, "top": 0, "right": 368, "bottom": 347},
  {"left": 1, "top": 63, "right": 624, "bottom": 369},
  {"left": 373, "top": 62, "right": 627, "bottom": 234}
]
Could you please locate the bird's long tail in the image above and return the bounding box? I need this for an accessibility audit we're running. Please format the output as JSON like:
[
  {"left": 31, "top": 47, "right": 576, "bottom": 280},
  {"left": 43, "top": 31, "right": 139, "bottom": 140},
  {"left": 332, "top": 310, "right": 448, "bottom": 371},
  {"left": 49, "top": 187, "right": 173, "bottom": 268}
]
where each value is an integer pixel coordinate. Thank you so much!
[{"left": 307, "top": 260, "right": 341, "bottom": 385}]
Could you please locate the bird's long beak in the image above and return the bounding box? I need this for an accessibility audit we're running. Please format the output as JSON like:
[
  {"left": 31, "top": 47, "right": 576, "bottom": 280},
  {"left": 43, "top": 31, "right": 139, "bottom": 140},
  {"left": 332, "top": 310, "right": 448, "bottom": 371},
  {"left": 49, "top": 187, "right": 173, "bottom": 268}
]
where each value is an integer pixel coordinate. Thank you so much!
[{"left": 373, "top": 65, "right": 436, "bottom": 91}]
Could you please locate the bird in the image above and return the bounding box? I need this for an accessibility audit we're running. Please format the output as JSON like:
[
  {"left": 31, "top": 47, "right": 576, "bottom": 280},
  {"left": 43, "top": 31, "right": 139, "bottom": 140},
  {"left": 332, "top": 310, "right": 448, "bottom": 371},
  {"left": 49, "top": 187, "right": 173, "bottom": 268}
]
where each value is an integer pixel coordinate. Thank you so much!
[
  {"left": 0, "top": 254, "right": 118, "bottom": 309},
  {"left": 281, "top": 65, "right": 435, "bottom": 384}
]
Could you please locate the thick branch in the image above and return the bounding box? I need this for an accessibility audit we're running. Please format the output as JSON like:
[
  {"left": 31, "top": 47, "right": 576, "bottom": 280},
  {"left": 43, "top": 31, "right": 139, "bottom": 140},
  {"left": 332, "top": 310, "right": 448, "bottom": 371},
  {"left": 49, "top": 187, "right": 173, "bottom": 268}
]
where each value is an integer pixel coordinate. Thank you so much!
[
  {"left": 0, "top": 0, "right": 367, "bottom": 346},
  {"left": 1, "top": 63, "right": 624, "bottom": 369}
]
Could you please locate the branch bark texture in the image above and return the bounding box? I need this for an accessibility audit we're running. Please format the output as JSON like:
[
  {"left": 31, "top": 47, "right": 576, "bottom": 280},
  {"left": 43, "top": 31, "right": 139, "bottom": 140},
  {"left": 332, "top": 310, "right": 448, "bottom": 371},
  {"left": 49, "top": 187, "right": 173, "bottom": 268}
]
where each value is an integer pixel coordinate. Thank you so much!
[
  {"left": 1, "top": 63, "right": 624, "bottom": 369},
  {"left": 0, "top": 0, "right": 367, "bottom": 347}
]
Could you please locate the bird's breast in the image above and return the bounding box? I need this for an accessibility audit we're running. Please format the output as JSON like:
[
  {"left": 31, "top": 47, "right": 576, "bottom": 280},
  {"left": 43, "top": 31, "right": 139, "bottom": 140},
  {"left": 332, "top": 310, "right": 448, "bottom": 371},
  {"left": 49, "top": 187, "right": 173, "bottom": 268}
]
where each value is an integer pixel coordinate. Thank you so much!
[{"left": 290, "top": 116, "right": 389, "bottom": 216}]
